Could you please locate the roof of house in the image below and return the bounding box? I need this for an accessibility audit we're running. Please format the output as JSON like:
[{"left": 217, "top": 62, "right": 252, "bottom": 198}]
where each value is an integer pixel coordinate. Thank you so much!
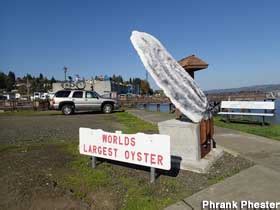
[{"left": 178, "top": 54, "right": 208, "bottom": 72}]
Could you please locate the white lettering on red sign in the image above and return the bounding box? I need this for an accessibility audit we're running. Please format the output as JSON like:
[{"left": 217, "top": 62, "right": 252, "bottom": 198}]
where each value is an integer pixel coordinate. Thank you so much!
[{"left": 79, "top": 128, "right": 171, "bottom": 170}]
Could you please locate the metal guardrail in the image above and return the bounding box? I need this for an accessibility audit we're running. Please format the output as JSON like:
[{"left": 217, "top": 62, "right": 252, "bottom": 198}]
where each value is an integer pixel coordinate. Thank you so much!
[{"left": 0, "top": 100, "right": 49, "bottom": 111}]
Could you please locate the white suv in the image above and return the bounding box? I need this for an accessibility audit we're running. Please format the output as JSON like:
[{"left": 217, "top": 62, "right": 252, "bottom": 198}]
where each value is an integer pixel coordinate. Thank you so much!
[{"left": 50, "top": 90, "right": 119, "bottom": 115}]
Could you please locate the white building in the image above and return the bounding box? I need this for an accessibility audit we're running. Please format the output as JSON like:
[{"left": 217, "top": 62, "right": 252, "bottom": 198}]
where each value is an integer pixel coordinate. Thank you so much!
[{"left": 52, "top": 80, "right": 129, "bottom": 96}]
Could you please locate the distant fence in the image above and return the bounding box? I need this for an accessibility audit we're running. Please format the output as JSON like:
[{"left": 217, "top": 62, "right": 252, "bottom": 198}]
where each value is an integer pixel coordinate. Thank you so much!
[
  {"left": 118, "top": 92, "right": 269, "bottom": 107},
  {"left": 0, "top": 100, "right": 50, "bottom": 111},
  {"left": 118, "top": 95, "right": 170, "bottom": 107},
  {"left": 117, "top": 93, "right": 272, "bottom": 114},
  {"left": 206, "top": 92, "right": 268, "bottom": 102},
  {"left": 118, "top": 95, "right": 175, "bottom": 113}
]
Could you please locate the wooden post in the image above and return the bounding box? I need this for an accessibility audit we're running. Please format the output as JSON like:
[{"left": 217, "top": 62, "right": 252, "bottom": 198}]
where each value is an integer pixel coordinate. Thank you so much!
[
  {"left": 143, "top": 104, "right": 147, "bottom": 110},
  {"left": 169, "top": 103, "right": 172, "bottom": 113},
  {"left": 92, "top": 156, "right": 96, "bottom": 168},
  {"left": 156, "top": 104, "right": 160, "bottom": 112},
  {"left": 150, "top": 167, "right": 156, "bottom": 183}
]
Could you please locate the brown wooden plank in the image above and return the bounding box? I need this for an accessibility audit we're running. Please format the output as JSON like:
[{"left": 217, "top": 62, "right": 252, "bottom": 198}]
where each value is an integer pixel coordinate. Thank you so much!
[{"left": 200, "top": 120, "right": 207, "bottom": 144}]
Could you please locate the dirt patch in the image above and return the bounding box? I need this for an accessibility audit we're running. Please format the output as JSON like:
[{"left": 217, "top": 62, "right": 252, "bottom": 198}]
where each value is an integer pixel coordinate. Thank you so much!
[
  {"left": 0, "top": 144, "right": 88, "bottom": 210},
  {"left": 0, "top": 112, "right": 123, "bottom": 144}
]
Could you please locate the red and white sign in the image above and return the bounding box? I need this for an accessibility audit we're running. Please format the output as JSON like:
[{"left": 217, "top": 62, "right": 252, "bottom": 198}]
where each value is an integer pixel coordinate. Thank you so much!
[{"left": 79, "top": 128, "right": 171, "bottom": 170}]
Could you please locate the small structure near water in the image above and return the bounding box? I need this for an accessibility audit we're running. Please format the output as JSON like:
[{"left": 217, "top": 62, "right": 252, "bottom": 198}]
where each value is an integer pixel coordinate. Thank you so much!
[{"left": 178, "top": 54, "right": 208, "bottom": 79}]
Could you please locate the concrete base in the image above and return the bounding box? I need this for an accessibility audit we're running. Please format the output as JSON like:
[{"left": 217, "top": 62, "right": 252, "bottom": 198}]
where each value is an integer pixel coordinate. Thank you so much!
[
  {"left": 174, "top": 148, "right": 224, "bottom": 173},
  {"left": 158, "top": 119, "right": 223, "bottom": 173},
  {"left": 158, "top": 119, "right": 201, "bottom": 161}
]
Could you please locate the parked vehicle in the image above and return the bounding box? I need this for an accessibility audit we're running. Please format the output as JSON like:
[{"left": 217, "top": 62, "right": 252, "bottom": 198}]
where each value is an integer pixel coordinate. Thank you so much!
[
  {"left": 47, "top": 92, "right": 55, "bottom": 99},
  {"left": 50, "top": 90, "right": 119, "bottom": 115},
  {"left": 33, "top": 92, "right": 41, "bottom": 100},
  {"left": 0, "top": 95, "right": 7, "bottom": 100}
]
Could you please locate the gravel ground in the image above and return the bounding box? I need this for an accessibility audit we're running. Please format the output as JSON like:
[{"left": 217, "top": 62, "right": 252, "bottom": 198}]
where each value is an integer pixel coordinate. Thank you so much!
[
  {"left": 0, "top": 112, "right": 123, "bottom": 144},
  {"left": 0, "top": 111, "right": 254, "bottom": 209},
  {"left": 0, "top": 144, "right": 253, "bottom": 210}
]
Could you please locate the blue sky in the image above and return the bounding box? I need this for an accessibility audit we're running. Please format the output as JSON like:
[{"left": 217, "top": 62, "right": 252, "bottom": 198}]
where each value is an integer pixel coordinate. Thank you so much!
[{"left": 1, "top": 0, "right": 279, "bottom": 90}]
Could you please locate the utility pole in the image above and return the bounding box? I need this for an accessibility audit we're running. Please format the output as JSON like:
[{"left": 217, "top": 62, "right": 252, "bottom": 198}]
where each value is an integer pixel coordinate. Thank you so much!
[
  {"left": 26, "top": 77, "right": 30, "bottom": 98},
  {"left": 146, "top": 71, "right": 148, "bottom": 81},
  {"left": 63, "top": 66, "right": 68, "bottom": 81}
]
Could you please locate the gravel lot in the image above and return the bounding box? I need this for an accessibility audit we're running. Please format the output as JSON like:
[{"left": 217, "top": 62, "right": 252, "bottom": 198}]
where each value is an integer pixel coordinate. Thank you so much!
[
  {"left": 0, "top": 111, "right": 254, "bottom": 209},
  {"left": 0, "top": 112, "right": 123, "bottom": 144}
]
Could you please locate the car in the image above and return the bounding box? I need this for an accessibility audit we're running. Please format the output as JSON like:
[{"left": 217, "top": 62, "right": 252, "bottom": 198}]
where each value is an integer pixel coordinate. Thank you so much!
[
  {"left": 50, "top": 90, "right": 119, "bottom": 115},
  {"left": 0, "top": 95, "right": 7, "bottom": 100}
]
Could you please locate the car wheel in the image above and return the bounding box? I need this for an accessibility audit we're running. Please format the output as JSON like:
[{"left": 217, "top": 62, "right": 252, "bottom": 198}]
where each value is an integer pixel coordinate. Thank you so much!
[
  {"left": 102, "top": 103, "right": 113, "bottom": 114},
  {"left": 62, "top": 104, "right": 74, "bottom": 115}
]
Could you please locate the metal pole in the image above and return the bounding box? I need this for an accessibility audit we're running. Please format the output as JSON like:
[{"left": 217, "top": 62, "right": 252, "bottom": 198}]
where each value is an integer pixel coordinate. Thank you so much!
[
  {"left": 92, "top": 156, "right": 96, "bottom": 168},
  {"left": 150, "top": 167, "right": 156, "bottom": 183},
  {"left": 64, "top": 66, "right": 68, "bottom": 81}
]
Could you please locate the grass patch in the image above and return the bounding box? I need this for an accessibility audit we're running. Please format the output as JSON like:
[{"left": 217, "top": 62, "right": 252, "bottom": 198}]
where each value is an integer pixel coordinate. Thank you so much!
[
  {"left": 60, "top": 143, "right": 188, "bottom": 209},
  {"left": 0, "top": 144, "right": 20, "bottom": 152},
  {"left": 60, "top": 144, "right": 114, "bottom": 200},
  {"left": 214, "top": 116, "right": 280, "bottom": 141},
  {"left": 0, "top": 110, "right": 61, "bottom": 116},
  {"left": 57, "top": 144, "right": 252, "bottom": 210},
  {"left": 115, "top": 111, "right": 158, "bottom": 134}
]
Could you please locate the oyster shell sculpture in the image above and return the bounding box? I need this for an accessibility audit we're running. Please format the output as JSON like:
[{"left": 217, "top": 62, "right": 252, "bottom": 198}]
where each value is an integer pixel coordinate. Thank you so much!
[{"left": 130, "top": 31, "right": 210, "bottom": 123}]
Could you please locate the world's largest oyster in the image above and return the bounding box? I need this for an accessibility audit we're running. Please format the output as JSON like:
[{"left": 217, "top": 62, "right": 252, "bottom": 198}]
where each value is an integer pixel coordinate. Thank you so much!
[{"left": 130, "top": 31, "right": 209, "bottom": 123}]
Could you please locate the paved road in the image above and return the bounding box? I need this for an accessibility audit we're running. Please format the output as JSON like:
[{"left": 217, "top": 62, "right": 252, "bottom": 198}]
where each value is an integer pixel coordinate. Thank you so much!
[
  {"left": 215, "top": 126, "right": 280, "bottom": 173},
  {"left": 127, "top": 109, "right": 175, "bottom": 124},
  {"left": 166, "top": 165, "right": 280, "bottom": 210},
  {"left": 127, "top": 109, "right": 280, "bottom": 209}
]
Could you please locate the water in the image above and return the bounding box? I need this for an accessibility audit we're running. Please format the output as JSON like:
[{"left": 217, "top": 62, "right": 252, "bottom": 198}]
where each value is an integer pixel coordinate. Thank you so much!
[
  {"left": 136, "top": 103, "right": 172, "bottom": 113},
  {"left": 137, "top": 99, "right": 280, "bottom": 124}
]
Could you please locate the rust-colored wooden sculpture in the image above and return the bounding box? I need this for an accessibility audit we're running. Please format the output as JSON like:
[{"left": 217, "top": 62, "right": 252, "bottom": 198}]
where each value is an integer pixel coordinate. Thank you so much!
[{"left": 199, "top": 117, "right": 214, "bottom": 158}]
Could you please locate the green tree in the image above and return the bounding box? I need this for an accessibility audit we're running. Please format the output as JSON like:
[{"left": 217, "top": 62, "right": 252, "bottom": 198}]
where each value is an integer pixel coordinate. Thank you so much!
[
  {"left": 140, "top": 80, "right": 151, "bottom": 95},
  {"left": 6, "top": 71, "right": 16, "bottom": 91},
  {"left": 39, "top": 73, "right": 44, "bottom": 80},
  {"left": 50, "top": 76, "right": 56, "bottom": 84},
  {"left": 0, "top": 72, "right": 7, "bottom": 89}
]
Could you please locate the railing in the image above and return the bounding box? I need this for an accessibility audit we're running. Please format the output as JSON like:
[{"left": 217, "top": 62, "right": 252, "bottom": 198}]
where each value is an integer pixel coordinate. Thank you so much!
[
  {"left": 117, "top": 92, "right": 270, "bottom": 114},
  {"left": 117, "top": 96, "right": 175, "bottom": 113},
  {"left": 206, "top": 92, "right": 267, "bottom": 102},
  {"left": 0, "top": 100, "right": 50, "bottom": 111},
  {"left": 118, "top": 95, "right": 170, "bottom": 106}
]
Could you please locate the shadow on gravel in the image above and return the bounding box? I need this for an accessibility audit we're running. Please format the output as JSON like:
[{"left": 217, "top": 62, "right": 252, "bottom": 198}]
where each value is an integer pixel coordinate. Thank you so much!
[
  {"left": 71, "top": 109, "right": 125, "bottom": 115},
  {"left": 93, "top": 156, "right": 181, "bottom": 178}
]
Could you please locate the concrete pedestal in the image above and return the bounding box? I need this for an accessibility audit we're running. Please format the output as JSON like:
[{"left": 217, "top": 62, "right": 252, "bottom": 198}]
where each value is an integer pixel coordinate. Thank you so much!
[{"left": 158, "top": 119, "right": 223, "bottom": 173}]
